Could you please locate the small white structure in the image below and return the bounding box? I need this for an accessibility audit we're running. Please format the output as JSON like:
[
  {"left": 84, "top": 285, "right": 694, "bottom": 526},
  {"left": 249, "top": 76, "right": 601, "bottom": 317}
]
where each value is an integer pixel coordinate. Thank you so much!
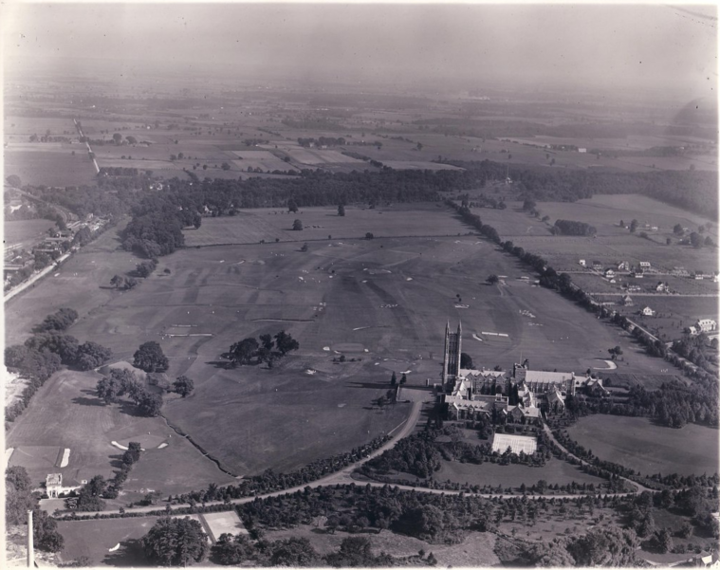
[
  {"left": 641, "top": 306, "right": 656, "bottom": 317},
  {"left": 687, "top": 326, "right": 699, "bottom": 336},
  {"left": 578, "top": 148, "right": 587, "bottom": 153},
  {"left": 622, "top": 295, "right": 634, "bottom": 306},
  {"left": 617, "top": 261, "right": 631, "bottom": 271},
  {"left": 604, "top": 269, "right": 615, "bottom": 278},
  {"left": 697, "top": 319, "right": 717, "bottom": 332},
  {"left": 639, "top": 261, "right": 651, "bottom": 270},
  {"left": 492, "top": 433, "right": 537, "bottom": 455},
  {"left": 578, "top": 259, "right": 586, "bottom": 267}
]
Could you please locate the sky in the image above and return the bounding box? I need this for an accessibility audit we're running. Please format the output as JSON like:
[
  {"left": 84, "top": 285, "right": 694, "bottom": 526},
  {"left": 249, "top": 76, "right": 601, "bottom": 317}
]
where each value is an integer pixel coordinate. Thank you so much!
[{"left": 3, "top": 2, "right": 717, "bottom": 100}]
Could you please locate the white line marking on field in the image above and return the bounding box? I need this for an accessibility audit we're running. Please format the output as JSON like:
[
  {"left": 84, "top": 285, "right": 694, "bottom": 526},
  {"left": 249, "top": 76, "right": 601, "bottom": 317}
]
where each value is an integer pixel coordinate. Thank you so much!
[
  {"left": 472, "top": 334, "right": 483, "bottom": 342},
  {"left": 353, "top": 326, "right": 369, "bottom": 331},
  {"left": 157, "top": 443, "right": 168, "bottom": 449}
]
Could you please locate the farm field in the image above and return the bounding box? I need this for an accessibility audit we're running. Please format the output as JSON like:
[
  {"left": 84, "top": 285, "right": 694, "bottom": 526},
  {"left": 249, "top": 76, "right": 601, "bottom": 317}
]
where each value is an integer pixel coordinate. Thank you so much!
[
  {"left": 7, "top": 204, "right": 686, "bottom": 483},
  {"left": 566, "top": 415, "right": 719, "bottom": 477},
  {"left": 4, "top": 146, "right": 98, "bottom": 187},
  {"left": 531, "top": 194, "right": 719, "bottom": 236},
  {"left": 435, "top": 457, "right": 607, "bottom": 489},
  {"left": 4, "top": 219, "right": 56, "bottom": 248}
]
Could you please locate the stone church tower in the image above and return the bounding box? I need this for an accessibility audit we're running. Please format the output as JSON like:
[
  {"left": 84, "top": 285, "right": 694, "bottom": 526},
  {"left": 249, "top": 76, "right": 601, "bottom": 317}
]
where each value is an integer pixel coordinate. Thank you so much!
[{"left": 442, "top": 321, "right": 462, "bottom": 386}]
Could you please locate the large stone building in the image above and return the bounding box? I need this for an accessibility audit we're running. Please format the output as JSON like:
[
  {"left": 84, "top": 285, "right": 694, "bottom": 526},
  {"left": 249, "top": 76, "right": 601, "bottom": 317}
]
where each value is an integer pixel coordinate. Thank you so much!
[{"left": 441, "top": 322, "right": 586, "bottom": 423}]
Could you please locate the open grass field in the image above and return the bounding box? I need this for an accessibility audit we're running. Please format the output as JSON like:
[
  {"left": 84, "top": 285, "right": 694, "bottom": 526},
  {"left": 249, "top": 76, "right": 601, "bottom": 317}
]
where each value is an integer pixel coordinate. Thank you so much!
[
  {"left": 567, "top": 415, "right": 719, "bottom": 476},
  {"left": 263, "top": 526, "right": 500, "bottom": 567},
  {"left": 56, "top": 516, "right": 159, "bottom": 566},
  {"left": 4, "top": 219, "right": 56, "bottom": 248},
  {"left": 436, "top": 457, "right": 607, "bottom": 489},
  {"left": 6, "top": 368, "right": 235, "bottom": 498},
  {"left": 4, "top": 146, "right": 98, "bottom": 187},
  {"left": 184, "top": 203, "right": 470, "bottom": 247},
  {"left": 7, "top": 205, "right": 686, "bottom": 488}
]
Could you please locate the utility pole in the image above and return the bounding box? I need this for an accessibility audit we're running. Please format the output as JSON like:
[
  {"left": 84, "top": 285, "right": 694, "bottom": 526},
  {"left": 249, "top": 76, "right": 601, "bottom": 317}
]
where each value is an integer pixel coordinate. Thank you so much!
[{"left": 27, "top": 509, "right": 35, "bottom": 568}]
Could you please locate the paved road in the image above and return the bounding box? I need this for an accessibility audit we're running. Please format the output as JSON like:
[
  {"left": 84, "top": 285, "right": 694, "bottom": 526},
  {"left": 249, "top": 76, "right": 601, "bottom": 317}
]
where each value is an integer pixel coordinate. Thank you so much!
[
  {"left": 57, "top": 406, "right": 657, "bottom": 522},
  {"left": 4, "top": 250, "right": 72, "bottom": 303}
]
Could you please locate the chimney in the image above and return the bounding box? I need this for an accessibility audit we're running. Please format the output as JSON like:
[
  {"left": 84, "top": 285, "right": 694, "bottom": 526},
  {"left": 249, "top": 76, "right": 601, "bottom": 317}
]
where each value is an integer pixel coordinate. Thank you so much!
[{"left": 27, "top": 509, "right": 35, "bottom": 568}]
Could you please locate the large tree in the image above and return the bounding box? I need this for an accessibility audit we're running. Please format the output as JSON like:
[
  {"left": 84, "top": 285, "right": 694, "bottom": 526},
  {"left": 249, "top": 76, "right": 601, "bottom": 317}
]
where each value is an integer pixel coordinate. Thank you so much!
[
  {"left": 133, "top": 341, "right": 169, "bottom": 373},
  {"left": 143, "top": 516, "right": 209, "bottom": 566},
  {"left": 76, "top": 475, "right": 107, "bottom": 511},
  {"left": 173, "top": 375, "right": 195, "bottom": 398},
  {"left": 274, "top": 331, "right": 299, "bottom": 356}
]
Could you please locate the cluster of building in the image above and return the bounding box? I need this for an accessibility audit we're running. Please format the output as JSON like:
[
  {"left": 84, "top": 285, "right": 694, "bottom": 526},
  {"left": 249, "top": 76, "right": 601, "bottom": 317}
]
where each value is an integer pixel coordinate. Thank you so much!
[
  {"left": 686, "top": 319, "right": 718, "bottom": 336},
  {"left": 439, "top": 323, "right": 608, "bottom": 425}
]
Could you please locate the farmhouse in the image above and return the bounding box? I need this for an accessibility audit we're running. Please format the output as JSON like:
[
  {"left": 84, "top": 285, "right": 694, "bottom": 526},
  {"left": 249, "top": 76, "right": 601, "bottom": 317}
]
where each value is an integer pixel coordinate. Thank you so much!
[
  {"left": 687, "top": 326, "right": 699, "bottom": 336},
  {"left": 697, "top": 319, "right": 717, "bottom": 333},
  {"left": 655, "top": 282, "right": 669, "bottom": 293},
  {"left": 621, "top": 295, "right": 634, "bottom": 306},
  {"left": 639, "top": 261, "right": 651, "bottom": 270},
  {"left": 641, "top": 306, "right": 656, "bottom": 317},
  {"left": 617, "top": 261, "right": 631, "bottom": 271},
  {"left": 604, "top": 269, "right": 615, "bottom": 278},
  {"left": 592, "top": 261, "right": 603, "bottom": 271}
]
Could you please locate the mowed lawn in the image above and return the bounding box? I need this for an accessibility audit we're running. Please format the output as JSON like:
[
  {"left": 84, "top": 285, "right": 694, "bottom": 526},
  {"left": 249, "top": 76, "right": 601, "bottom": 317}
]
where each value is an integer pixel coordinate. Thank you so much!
[
  {"left": 57, "top": 517, "right": 159, "bottom": 566},
  {"left": 6, "top": 369, "right": 235, "bottom": 498},
  {"left": 567, "top": 415, "right": 719, "bottom": 477},
  {"left": 7, "top": 206, "right": 683, "bottom": 487},
  {"left": 436, "top": 457, "right": 607, "bottom": 489}
]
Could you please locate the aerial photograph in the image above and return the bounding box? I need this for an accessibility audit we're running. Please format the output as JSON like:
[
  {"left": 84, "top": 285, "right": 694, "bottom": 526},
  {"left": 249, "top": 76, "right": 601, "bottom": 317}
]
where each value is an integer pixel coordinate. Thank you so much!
[{"left": 2, "top": 2, "right": 718, "bottom": 567}]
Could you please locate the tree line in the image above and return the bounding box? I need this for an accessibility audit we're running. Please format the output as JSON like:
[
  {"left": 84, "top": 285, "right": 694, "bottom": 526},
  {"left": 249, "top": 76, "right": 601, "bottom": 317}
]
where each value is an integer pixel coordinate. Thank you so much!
[
  {"left": 5, "top": 310, "right": 113, "bottom": 425},
  {"left": 447, "top": 199, "right": 719, "bottom": 430}
]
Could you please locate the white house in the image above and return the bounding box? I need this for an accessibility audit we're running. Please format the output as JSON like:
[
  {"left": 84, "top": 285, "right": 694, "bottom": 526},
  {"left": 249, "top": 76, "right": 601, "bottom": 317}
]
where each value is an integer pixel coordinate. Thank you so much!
[
  {"left": 639, "top": 261, "right": 651, "bottom": 270},
  {"left": 697, "top": 319, "right": 717, "bottom": 332},
  {"left": 641, "top": 306, "right": 656, "bottom": 317},
  {"left": 604, "top": 269, "right": 615, "bottom": 278}
]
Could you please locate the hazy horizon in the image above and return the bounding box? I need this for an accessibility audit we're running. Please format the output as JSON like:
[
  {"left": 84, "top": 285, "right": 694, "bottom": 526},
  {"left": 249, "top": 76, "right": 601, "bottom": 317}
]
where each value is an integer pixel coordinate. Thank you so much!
[{"left": 3, "top": 3, "right": 717, "bottom": 102}]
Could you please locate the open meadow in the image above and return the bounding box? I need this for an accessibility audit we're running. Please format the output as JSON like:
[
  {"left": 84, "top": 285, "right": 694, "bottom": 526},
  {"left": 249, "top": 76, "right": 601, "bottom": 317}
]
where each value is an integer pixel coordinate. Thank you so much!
[
  {"left": 5, "top": 204, "right": 687, "bottom": 487},
  {"left": 566, "top": 415, "right": 719, "bottom": 477},
  {"left": 4, "top": 219, "right": 56, "bottom": 248}
]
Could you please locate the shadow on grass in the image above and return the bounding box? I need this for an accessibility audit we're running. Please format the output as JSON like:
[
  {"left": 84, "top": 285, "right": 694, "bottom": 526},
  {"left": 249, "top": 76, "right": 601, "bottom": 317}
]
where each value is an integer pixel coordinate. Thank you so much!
[
  {"left": 205, "top": 360, "right": 237, "bottom": 370},
  {"left": 72, "top": 390, "right": 106, "bottom": 408},
  {"left": 102, "top": 538, "right": 147, "bottom": 567},
  {"left": 346, "top": 381, "right": 395, "bottom": 390}
]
